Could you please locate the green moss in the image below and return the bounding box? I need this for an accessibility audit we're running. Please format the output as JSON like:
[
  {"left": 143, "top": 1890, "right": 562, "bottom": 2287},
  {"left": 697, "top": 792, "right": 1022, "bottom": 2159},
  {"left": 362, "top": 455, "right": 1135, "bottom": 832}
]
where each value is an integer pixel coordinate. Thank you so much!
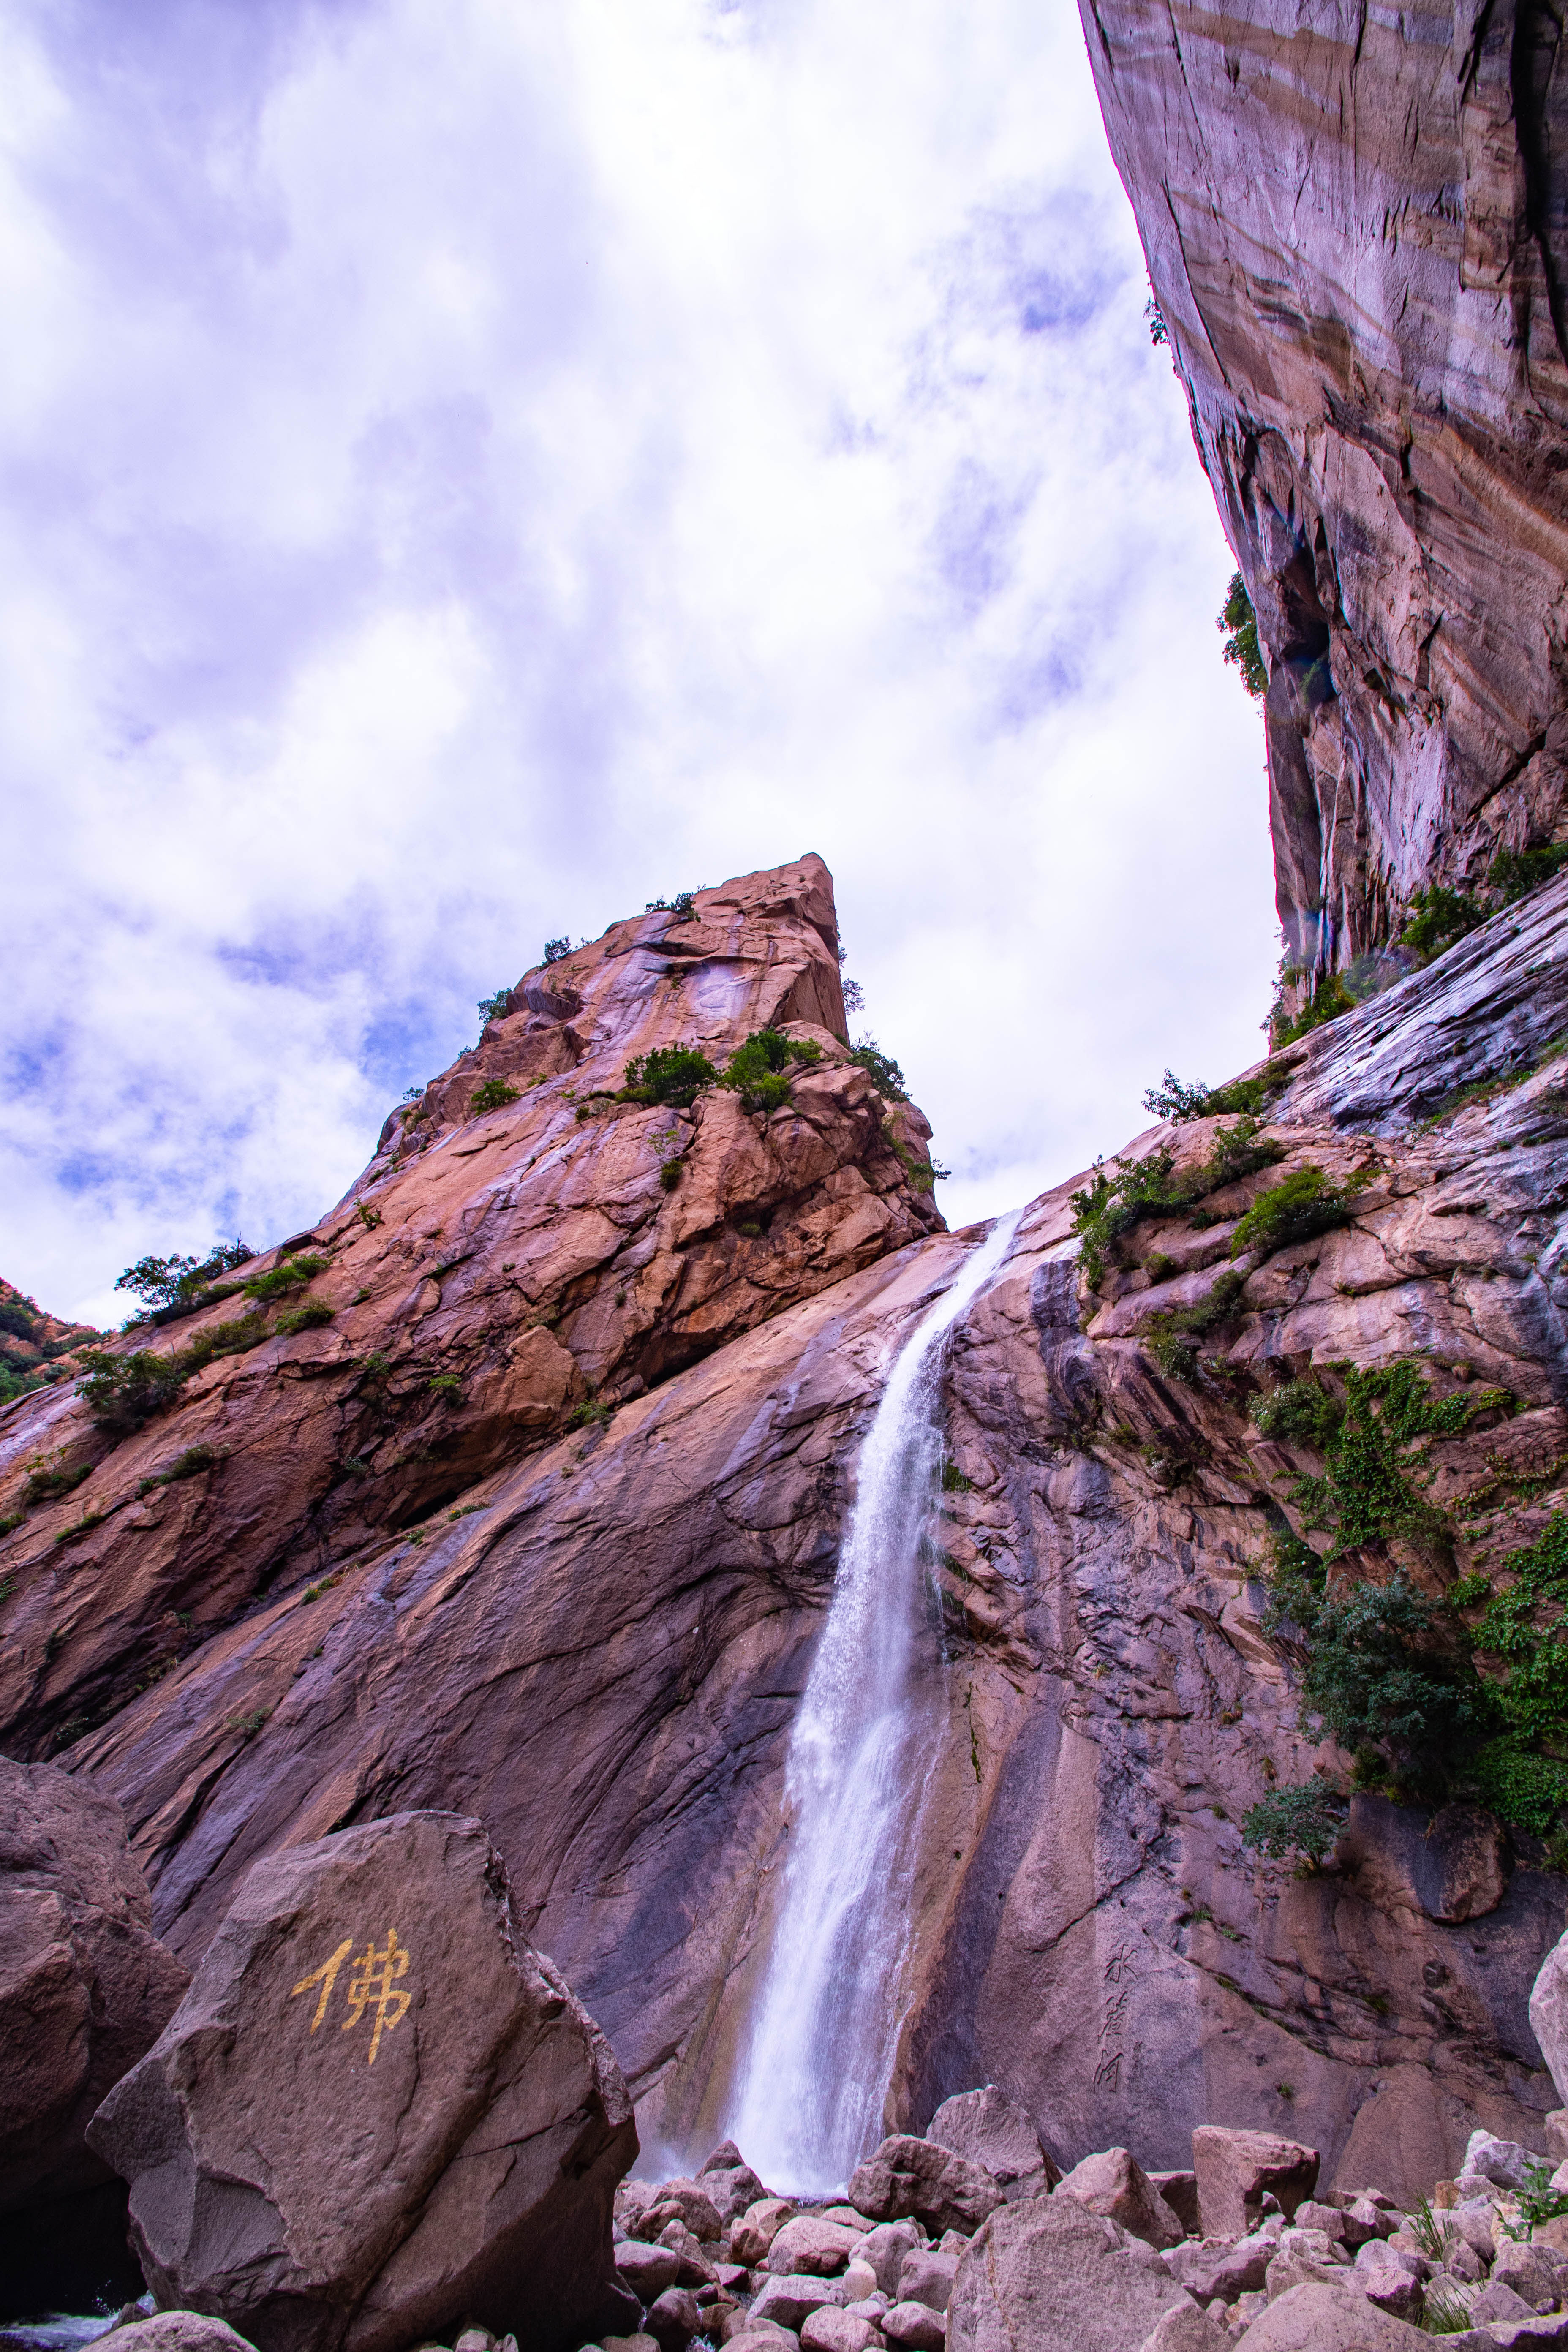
[
  {"left": 658, "top": 1160, "right": 682, "bottom": 1192},
  {"left": 427, "top": 1372, "right": 463, "bottom": 1399}
]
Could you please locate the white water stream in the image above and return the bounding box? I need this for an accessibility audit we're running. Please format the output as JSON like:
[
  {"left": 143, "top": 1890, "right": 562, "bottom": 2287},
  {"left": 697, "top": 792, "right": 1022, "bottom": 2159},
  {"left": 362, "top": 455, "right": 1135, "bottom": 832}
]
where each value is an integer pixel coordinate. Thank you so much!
[{"left": 727, "top": 1208, "right": 1024, "bottom": 2193}]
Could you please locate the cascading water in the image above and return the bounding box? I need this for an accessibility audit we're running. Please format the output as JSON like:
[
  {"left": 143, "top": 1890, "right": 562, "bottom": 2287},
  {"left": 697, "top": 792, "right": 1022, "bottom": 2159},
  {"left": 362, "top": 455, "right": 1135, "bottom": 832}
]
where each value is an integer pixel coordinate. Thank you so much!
[{"left": 727, "top": 1207, "right": 1024, "bottom": 2193}]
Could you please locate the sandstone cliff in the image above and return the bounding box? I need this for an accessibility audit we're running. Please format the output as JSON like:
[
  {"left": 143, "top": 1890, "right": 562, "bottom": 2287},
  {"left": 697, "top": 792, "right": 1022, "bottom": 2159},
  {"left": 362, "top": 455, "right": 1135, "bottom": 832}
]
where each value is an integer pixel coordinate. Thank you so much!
[
  {"left": 6, "top": 860, "right": 1566, "bottom": 2207},
  {"left": 1080, "top": 0, "right": 1568, "bottom": 980},
  {"left": 0, "top": 856, "right": 941, "bottom": 1757}
]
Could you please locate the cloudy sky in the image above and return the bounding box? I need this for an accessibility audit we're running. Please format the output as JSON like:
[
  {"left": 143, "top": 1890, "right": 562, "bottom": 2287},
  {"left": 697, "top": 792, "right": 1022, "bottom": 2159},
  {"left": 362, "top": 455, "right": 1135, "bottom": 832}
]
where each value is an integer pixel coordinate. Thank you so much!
[{"left": 2, "top": 0, "right": 1277, "bottom": 1328}]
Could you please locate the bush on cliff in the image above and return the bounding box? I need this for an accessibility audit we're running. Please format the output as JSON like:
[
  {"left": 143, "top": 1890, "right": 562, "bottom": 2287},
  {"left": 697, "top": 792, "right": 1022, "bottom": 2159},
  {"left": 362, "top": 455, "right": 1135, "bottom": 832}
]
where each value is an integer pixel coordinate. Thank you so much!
[
  {"left": 1142, "top": 1067, "right": 1284, "bottom": 1122},
  {"left": 1142, "top": 1269, "right": 1247, "bottom": 1384},
  {"left": 1217, "top": 572, "right": 1267, "bottom": 697},
  {"left": 242, "top": 1255, "right": 327, "bottom": 1303},
  {"left": 1241, "top": 1780, "right": 1345, "bottom": 1865},
  {"left": 721, "top": 1029, "right": 822, "bottom": 1115},
  {"left": 849, "top": 1037, "right": 908, "bottom": 1100},
  {"left": 1400, "top": 885, "right": 1485, "bottom": 960},
  {"left": 77, "top": 1348, "right": 188, "bottom": 1432},
  {"left": 1229, "top": 1164, "right": 1364, "bottom": 1260},
  {"left": 116, "top": 1239, "right": 253, "bottom": 1323},
  {"left": 1071, "top": 1119, "right": 1288, "bottom": 1288},
  {"left": 1270, "top": 970, "right": 1355, "bottom": 1047},
  {"left": 1251, "top": 1376, "right": 1342, "bottom": 1450},
  {"left": 476, "top": 989, "right": 515, "bottom": 1026},
  {"left": 621, "top": 1045, "right": 719, "bottom": 1108},
  {"left": 470, "top": 1078, "right": 520, "bottom": 1116}
]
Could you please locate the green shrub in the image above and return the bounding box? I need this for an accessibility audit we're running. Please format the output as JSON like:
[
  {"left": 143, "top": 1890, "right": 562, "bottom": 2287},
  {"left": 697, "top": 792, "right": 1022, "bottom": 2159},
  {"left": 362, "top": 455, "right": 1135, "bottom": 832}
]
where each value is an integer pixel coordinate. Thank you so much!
[
  {"left": 569, "top": 1398, "right": 611, "bottom": 1429},
  {"left": 1470, "top": 1743, "right": 1568, "bottom": 1836},
  {"left": 476, "top": 989, "right": 514, "bottom": 1025},
  {"left": 1217, "top": 572, "right": 1267, "bottom": 697},
  {"left": 242, "top": 1255, "right": 327, "bottom": 1303},
  {"left": 0, "top": 1298, "right": 39, "bottom": 1341},
  {"left": 1143, "top": 1068, "right": 1283, "bottom": 1122},
  {"left": 542, "top": 936, "right": 572, "bottom": 964},
  {"left": 1251, "top": 1377, "right": 1343, "bottom": 1450},
  {"left": 182, "top": 1310, "right": 271, "bottom": 1369},
  {"left": 1490, "top": 844, "right": 1568, "bottom": 906},
  {"left": 1230, "top": 1165, "right": 1362, "bottom": 1260},
  {"left": 942, "top": 1462, "right": 973, "bottom": 1493},
  {"left": 1143, "top": 1269, "right": 1248, "bottom": 1384},
  {"left": 848, "top": 1038, "right": 908, "bottom": 1100},
  {"left": 1272, "top": 972, "right": 1356, "bottom": 1048},
  {"left": 1399, "top": 885, "right": 1484, "bottom": 959},
  {"left": 427, "top": 1372, "right": 462, "bottom": 1399},
  {"left": 274, "top": 1298, "right": 335, "bottom": 1336},
  {"left": 23, "top": 1458, "right": 91, "bottom": 1505},
  {"left": 0, "top": 1362, "right": 55, "bottom": 1406},
  {"left": 1202, "top": 1114, "right": 1285, "bottom": 1190},
  {"left": 470, "top": 1078, "right": 521, "bottom": 1116},
  {"left": 1263, "top": 1562, "right": 1490, "bottom": 1778},
  {"left": 137, "top": 1443, "right": 223, "bottom": 1497},
  {"left": 1470, "top": 1512, "right": 1568, "bottom": 1749},
  {"left": 622, "top": 1044, "right": 719, "bottom": 1108},
  {"left": 1241, "top": 1780, "right": 1345, "bottom": 1863},
  {"left": 645, "top": 890, "right": 702, "bottom": 920},
  {"left": 1288, "top": 1362, "right": 1482, "bottom": 1555},
  {"left": 116, "top": 1239, "right": 252, "bottom": 1322},
  {"left": 1070, "top": 1150, "right": 1179, "bottom": 1289},
  {"left": 721, "top": 1029, "right": 822, "bottom": 1115},
  {"left": 77, "top": 1348, "right": 188, "bottom": 1432},
  {"left": 658, "top": 1160, "right": 682, "bottom": 1192}
]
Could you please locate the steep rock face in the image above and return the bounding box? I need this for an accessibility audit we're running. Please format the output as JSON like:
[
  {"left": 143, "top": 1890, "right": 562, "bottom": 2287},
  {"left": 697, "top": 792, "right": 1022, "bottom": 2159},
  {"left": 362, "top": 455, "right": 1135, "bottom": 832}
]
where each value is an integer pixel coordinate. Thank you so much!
[
  {"left": 29, "top": 878, "right": 1568, "bottom": 2201},
  {"left": 0, "top": 856, "right": 941, "bottom": 1756},
  {"left": 1081, "top": 0, "right": 1568, "bottom": 973}
]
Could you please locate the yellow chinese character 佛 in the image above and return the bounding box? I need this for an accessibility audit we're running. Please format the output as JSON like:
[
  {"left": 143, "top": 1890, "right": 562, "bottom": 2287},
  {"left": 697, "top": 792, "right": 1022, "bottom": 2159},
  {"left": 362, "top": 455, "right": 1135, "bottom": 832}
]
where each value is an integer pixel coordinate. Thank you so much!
[
  {"left": 290, "top": 1936, "right": 353, "bottom": 2032},
  {"left": 342, "top": 1928, "right": 412, "bottom": 2064}
]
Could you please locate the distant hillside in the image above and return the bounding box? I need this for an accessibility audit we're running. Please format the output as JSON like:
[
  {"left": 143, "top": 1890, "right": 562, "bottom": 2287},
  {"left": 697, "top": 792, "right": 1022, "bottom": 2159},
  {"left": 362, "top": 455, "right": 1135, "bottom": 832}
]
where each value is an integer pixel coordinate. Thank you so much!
[{"left": 0, "top": 1278, "right": 101, "bottom": 1407}]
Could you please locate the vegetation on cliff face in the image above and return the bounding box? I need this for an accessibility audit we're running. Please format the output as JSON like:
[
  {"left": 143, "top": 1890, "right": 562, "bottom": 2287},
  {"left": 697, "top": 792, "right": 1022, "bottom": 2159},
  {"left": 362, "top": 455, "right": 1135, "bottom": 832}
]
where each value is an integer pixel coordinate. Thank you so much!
[
  {"left": 1217, "top": 571, "right": 1266, "bottom": 697},
  {"left": 1069, "top": 1115, "right": 1288, "bottom": 1288},
  {"left": 1400, "top": 845, "right": 1568, "bottom": 961}
]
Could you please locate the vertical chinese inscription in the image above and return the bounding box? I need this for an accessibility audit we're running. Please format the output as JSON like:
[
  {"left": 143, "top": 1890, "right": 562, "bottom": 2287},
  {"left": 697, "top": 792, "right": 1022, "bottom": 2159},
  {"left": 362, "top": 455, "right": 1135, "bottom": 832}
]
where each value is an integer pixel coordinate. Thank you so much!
[{"left": 290, "top": 1928, "right": 413, "bottom": 2064}]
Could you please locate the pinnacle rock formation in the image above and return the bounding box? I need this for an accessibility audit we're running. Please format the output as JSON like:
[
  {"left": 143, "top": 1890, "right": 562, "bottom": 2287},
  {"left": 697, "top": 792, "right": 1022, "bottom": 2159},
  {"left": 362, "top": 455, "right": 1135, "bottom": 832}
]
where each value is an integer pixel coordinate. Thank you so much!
[{"left": 1081, "top": 0, "right": 1568, "bottom": 977}]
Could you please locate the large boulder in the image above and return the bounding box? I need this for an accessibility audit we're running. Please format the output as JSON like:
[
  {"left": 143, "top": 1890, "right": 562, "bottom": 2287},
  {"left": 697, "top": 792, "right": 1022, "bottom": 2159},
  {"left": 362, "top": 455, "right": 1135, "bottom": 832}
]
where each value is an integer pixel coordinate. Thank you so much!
[
  {"left": 945, "top": 2193, "right": 1193, "bottom": 2352},
  {"left": 88, "top": 1810, "right": 638, "bottom": 2352},
  {"left": 1191, "top": 2126, "right": 1319, "bottom": 2239},
  {"left": 1533, "top": 1929, "right": 1568, "bottom": 2107},
  {"left": 845, "top": 2135, "right": 1004, "bottom": 2237},
  {"left": 99, "top": 2320, "right": 258, "bottom": 2352},
  {"left": 1055, "top": 2147, "right": 1183, "bottom": 2249},
  {"left": 1234, "top": 2280, "right": 1433, "bottom": 2349},
  {"left": 0, "top": 1754, "right": 190, "bottom": 2317},
  {"left": 925, "top": 2087, "right": 1059, "bottom": 2200}
]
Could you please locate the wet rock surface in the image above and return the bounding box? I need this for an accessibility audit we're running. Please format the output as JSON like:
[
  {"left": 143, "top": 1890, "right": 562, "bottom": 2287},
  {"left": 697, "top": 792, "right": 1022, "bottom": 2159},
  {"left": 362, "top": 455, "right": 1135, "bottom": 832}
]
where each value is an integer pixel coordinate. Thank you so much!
[{"left": 88, "top": 1810, "right": 637, "bottom": 2352}]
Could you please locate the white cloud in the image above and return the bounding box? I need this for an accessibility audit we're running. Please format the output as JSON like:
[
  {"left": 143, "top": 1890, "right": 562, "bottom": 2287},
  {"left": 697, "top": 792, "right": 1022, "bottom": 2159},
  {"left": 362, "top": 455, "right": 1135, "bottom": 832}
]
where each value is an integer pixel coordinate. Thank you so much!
[{"left": 0, "top": 0, "right": 1276, "bottom": 1325}]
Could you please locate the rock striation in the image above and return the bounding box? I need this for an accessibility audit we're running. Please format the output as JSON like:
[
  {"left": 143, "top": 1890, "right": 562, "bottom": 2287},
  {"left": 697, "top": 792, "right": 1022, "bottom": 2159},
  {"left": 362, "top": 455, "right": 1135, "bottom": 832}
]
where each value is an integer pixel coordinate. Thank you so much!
[{"left": 1079, "top": 0, "right": 1568, "bottom": 977}]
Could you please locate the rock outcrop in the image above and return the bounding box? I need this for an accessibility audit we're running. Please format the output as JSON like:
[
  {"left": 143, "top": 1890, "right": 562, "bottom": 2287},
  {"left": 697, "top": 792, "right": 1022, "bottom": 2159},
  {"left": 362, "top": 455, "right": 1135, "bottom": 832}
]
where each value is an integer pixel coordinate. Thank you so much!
[
  {"left": 3, "top": 860, "right": 1568, "bottom": 2197},
  {"left": 88, "top": 1810, "right": 637, "bottom": 2352},
  {"left": 0, "top": 855, "right": 941, "bottom": 1759},
  {"left": 0, "top": 1754, "right": 188, "bottom": 2316},
  {"left": 1079, "top": 0, "right": 1568, "bottom": 978}
]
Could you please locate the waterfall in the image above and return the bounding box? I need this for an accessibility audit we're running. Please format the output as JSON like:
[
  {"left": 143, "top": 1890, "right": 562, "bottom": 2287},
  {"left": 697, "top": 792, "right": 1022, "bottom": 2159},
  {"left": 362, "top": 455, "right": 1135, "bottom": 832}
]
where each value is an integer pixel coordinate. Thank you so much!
[{"left": 727, "top": 1207, "right": 1024, "bottom": 2194}]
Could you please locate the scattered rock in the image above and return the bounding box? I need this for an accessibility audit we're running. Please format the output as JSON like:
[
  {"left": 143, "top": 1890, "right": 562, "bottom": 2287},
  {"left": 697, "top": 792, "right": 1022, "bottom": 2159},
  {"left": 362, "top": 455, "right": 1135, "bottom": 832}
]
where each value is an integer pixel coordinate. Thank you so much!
[
  {"left": 1191, "top": 2127, "right": 1319, "bottom": 2240},
  {"left": 747, "top": 2277, "right": 847, "bottom": 2333},
  {"left": 765, "top": 2217, "right": 861, "bottom": 2278},
  {"left": 1534, "top": 1931, "right": 1568, "bottom": 2108},
  {"left": 1134, "top": 2304, "right": 1232, "bottom": 2352},
  {"left": 0, "top": 1756, "right": 190, "bottom": 2314},
  {"left": 1056, "top": 2147, "right": 1184, "bottom": 2249},
  {"left": 852, "top": 2221, "right": 923, "bottom": 2295},
  {"left": 643, "top": 2288, "right": 702, "bottom": 2350},
  {"left": 645, "top": 2181, "right": 724, "bottom": 2244},
  {"left": 1473, "top": 2281, "right": 1541, "bottom": 2325},
  {"left": 1494, "top": 2242, "right": 1562, "bottom": 2313},
  {"left": 1163, "top": 2228, "right": 1276, "bottom": 2304},
  {"left": 616, "top": 2245, "right": 681, "bottom": 2302},
  {"left": 798, "top": 2315, "right": 878, "bottom": 2352},
  {"left": 879, "top": 2306, "right": 944, "bottom": 2352},
  {"left": 732, "top": 2201, "right": 798, "bottom": 2266},
  {"left": 1149, "top": 2172, "right": 1200, "bottom": 2239},
  {"left": 656, "top": 2220, "right": 717, "bottom": 2287},
  {"left": 1263, "top": 2227, "right": 1350, "bottom": 2301},
  {"left": 1464, "top": 2132, "right": 1539, "bottom": 2194},
  {"left": 894, "top": 2246, "right": 958, "bottom": 2312},
  {"left": 946, "top": 2192, "right": 1190, "bottom": 2352},
  {"left": 1232, "top": 2279, "right": 1433, "bottom": 2347},
  {"left": 99, "top": 2319, "right": 259, "bottom": 2352},
  {"left": 1358, "top": 2268, "right": 1424, "bottom": 2322},
  {"left": 838, "top": 2260, "right": 877, "bottom": 2302},
  {"left": 846, "top": 2134, "right": 1004, "bottom": 2237},
  {"left": 87, "top": 1811, "right": 638, "bottom": 2352},
  {"left": 924, "top": 2085, "right": 1059, "bottom": 2199}
]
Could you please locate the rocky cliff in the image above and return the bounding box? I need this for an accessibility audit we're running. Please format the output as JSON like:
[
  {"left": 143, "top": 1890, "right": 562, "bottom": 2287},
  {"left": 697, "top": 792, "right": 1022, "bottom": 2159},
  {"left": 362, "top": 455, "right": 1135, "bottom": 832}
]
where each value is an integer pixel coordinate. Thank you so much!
[
  {"left": 5, "top": 856, "right": 1568, "bottom": 2209},
  {"left": 1080, "top": 0, "right": 1568, "bottom": 982}
]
